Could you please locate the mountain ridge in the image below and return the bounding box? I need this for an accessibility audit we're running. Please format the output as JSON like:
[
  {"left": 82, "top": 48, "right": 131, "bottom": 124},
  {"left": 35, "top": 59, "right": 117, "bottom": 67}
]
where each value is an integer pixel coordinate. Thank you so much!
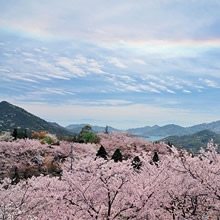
[
  {"left": 1, "top": 101, "right": 220, "bottom": 138},
  {"left": 127, "top": 121, "right": 220, "bottom": 137},
  {"left": 0, "top": 101, "right": 74, "bottom": 136}
]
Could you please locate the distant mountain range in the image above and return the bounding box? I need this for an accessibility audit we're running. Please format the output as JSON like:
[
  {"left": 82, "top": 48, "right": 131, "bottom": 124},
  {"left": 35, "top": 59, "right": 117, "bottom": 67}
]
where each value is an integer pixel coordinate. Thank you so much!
[
  {"left": 0, "top": 101, "right": 74, "bottom": 136},
  {"left": 161, "top": 130, "right": 220, "bottom": 154},
  {"left": 127, "top": 121, "right": 220, "bottom": 137},
  {"left": 1, "top": 101, "right": 220, "bottom": 152}
]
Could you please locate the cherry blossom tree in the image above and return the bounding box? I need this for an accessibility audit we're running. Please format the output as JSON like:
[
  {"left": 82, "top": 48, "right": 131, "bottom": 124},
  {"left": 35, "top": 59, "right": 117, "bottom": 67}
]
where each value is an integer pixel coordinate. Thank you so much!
[{"left": 1, "top": 133, "right": 220, "bottom": 219}]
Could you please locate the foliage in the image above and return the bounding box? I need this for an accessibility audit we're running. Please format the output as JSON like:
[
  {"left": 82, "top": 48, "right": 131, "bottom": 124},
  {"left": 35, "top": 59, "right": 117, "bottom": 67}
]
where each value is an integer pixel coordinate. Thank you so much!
[
  {"left": 152, "top": 152, "right": 159, "bottom": 163},
  {"left": 78, "top": 125, "right": 100, "bottom": 144},
  {"left": 80, "top": 125, "right": 92, "bottom": 134},
  {"left": 32, "top": 131, "right": 59, "bottom": 145},
  {"left": 1, "top": 134, "right": 220, "bottom": 219},
  {"left": 111, "top": 148, "right": 122, "bottom": 162},
  {"left": 32, "top": 130, "right": 47, "bottom": 139},
  {"left": 12, "top": 128, "right": 17, "bottom": 140},
  {"left": 96, "top": 145, "right": 108, "bottom": 160},
  {"left": 131, "top": 156, "right": 142, "bottom": 170}
]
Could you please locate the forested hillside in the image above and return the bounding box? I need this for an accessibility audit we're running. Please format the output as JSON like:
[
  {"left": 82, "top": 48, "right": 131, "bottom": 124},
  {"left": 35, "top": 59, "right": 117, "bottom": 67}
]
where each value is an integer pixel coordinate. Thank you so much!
[
  {"left": 0, "top": 101, "right": 74, "bottom": 136},
  {"left": 162, "top": 130, "right": 220, "bottom": 153}
]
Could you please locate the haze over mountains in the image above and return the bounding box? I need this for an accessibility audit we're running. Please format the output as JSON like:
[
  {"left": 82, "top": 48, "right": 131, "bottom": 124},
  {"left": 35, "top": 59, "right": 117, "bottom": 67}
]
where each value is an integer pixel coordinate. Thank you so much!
[
  {"left": 127, "top": 122, "right": 220, "bottom": 137},
  {"left": 1, "top": 101, "right": 220, "bottom": 139},
  {"left": 65, "top": 124, "right": 119, "bottom": 134}
]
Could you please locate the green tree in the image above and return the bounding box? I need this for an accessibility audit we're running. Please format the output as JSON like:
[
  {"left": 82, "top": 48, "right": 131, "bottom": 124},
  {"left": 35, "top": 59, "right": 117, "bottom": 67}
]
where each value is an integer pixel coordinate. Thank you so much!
[
  {"left": 79, "top": 125, "right": 100, "bottom": 144},
  {"left": 12, "top": 128, "right": 17, "bottom": 140},
  {"left": 111, "top": 148, "right": 122, "bottom": 162},
  {"left": 80, "top": 125, "right": 92, "bottom": 135},
  {"left": 152, "top": 152, "right": 159, "bottom": 163},
  {"left": 81, "top": 132, "right": 95, "bottom": 143},
  {"left": 96, "top": 145, "right": 108, "bottom": 160},
  {"left": 104, "top": 125, "right": 109, "bottom": 134},
  {"left": 132, "top": 156, "right": 142, "bottom": 170}
]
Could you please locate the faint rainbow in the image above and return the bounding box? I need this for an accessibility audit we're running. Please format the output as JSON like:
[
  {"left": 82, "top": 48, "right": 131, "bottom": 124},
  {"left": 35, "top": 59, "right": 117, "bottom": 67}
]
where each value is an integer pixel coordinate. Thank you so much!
[{"left": 116, "top": 39, "right": 220, "bottom": 48}]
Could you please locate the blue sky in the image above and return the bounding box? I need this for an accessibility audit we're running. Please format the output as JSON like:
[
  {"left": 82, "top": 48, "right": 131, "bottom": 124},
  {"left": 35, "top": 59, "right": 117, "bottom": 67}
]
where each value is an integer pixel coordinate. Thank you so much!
[{"left": 0, "top": 0, "right": 220, "bottom": 129}]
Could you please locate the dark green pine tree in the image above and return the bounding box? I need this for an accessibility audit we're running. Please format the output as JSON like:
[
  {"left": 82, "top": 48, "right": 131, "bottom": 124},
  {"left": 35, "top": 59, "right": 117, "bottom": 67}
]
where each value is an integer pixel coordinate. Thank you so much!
[
  {"left": 96, "top": 145, "right": 108, "bottom": 160},
  {"left": 111, "top": 148, "right": 122, "bottom": 162},
  {"left": 132, "top": 156, "right": 142, "bottom": 170},
  {"left": 152, "top": 152, "right": 159, "bottom": 163},
  {"left": 12, "top": 128, "right": 18, "bottom": 140}
]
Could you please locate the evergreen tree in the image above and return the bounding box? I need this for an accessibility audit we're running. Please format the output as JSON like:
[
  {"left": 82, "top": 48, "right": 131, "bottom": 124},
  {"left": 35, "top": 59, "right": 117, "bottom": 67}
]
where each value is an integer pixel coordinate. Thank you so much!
[
  {"left": 12, "top": 128, "right": 17, "bottom": 140},
  {"left": 96, "top": 145, "right": 108, "bottom": 160},
  {"left": 24, "top": 128, "right": 28, "bottom": 138},
  {"left": 132, "top": 156, "right": 142, "bottom": 170},
  {"left": 152, "top": 152, "right": 159, "bottom": 163},
  {"left": 104, "top": 125, "right": 109, "bottom": 134},
  {"left": 111, "top": 148, "right": 122, "bottom": 162}
]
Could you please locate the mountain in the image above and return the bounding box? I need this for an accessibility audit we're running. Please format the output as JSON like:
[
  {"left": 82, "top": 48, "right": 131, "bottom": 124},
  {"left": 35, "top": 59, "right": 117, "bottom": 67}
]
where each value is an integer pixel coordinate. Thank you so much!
[
  {"left": 66, "top": 124, "right": 119, "bottom": 134},
  {"left": 127, "top": 121, "right": 220, "bottom": 137},
  {"left": 0, "top": 101, "right": 74, "bottom": 136},
  {"left": 161, "top": 130, "right": 220, "bottom": 153},
  {"left": 127, "top": 125, "right": 159, "bottom": 136},
  {"left": 188, "top": 121, "right": 220, "bottom": 134}
]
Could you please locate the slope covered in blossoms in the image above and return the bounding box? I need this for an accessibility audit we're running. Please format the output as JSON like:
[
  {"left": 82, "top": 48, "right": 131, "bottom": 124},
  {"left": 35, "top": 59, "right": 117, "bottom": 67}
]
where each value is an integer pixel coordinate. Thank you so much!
[{"left": 0, "top": 132, "right": 220, "bottom": 219}]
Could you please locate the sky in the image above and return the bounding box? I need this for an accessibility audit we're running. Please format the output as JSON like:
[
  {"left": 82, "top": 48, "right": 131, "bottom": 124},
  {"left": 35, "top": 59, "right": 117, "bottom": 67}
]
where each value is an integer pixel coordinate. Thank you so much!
[{"left": 0, "top": 0, "right": 220, "bottom": 129}]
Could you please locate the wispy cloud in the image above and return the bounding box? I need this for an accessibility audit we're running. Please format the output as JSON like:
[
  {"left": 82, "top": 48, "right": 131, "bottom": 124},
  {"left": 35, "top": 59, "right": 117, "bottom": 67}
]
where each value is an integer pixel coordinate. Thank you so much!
[
  {"left": 200, "top": 78, "right": 219, "bottom": 88},
  {"left": 149, "top": 82, "right": 176, "bottom": 94},
  {"left": 8, "top": 74, "right": 38, "bottom": 83},
  {"left": 1, "top": 1, "right": 220, "bottom": 128},
  {"left": 132, "top": 59, "right": 146, "bottom": 65},
  {"left": 22, "top": 52, "right": 34, "bottom": 57},
  {"left": 106, "top": 57, "right": 127, "bottom": 68},
  {"left": 183, "top": 90, "right": 191, "bottom": 93}
]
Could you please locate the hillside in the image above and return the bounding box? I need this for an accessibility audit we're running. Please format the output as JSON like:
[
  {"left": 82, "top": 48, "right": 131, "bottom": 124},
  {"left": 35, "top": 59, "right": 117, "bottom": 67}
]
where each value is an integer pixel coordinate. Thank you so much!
[
  {"left": 161, "top": 130, "right": 220, "bottom": 153},
  {"left": 0, "top": 101, "right": 74, "bottom": 136}
]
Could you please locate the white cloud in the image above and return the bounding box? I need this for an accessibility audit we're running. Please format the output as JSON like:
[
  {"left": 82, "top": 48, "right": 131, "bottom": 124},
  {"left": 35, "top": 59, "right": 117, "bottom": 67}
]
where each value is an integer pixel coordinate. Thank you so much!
[
  {"left": 34, "top": 48, "right": 42, "bottom": 52},
  {"left": 22, "top": 73, "right": 51, "bottom": 81},
  {"left": 106, "top": 57, "right": 127, "bottom": 68},
  {"left": 203, "top": 79, "right": 219, "bottom": 88},
  {"left": 57, "top": 57, "right": 87, "bottom": 77},
  {"left": 149, "top": 82, "right": 175, "bottom": 94},
  {"left": 183, "top": 90, "right": 191, "bottom": 93},
  {"left": 8, "top": 74, "right": 38, "bottom": 83},
  {"left": 56, "top": 56, "right": 105, "bottom": 76},
  {"left": 139, "top": 84, "right": 160, "bottom": 93},
  {"left": 0, "top": 69, "right": 10, "bottom": 72},
  {"left": 70, "top": 99, "right": 132, "bottom": 106},
  {"left": 118, "top": 75, "right": 136, "bottom": 82},
  {"left": 132, "top": 59, "right": 146, "bottom": 65},
  {"left": 1, "top": 0, "right": 219, "bottom": 43},
  {"left": 3, "top": 53, "right": 12, "bottom": 57},
  {"left": 38, "top": 60, "right": 71, "bottom": 79},
  {"left": 24, "top": 58, "right": 37, "bottom": 63},
  {"left": 22, "top": 52, "right": 34, "bottom": 57}
]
